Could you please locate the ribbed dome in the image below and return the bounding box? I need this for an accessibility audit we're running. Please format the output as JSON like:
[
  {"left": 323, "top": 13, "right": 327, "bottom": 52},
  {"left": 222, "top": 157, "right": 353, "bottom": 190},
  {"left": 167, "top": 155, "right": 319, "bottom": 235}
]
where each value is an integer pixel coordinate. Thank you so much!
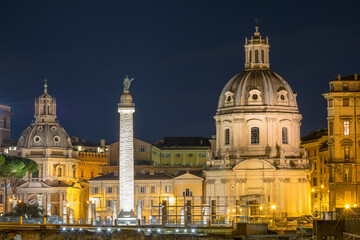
[
  {"left": 217, "top": 69, "right": 298, "bottom": 110},
  {"left": 17, "top": 123, "right": 72, "bottom": 149}
]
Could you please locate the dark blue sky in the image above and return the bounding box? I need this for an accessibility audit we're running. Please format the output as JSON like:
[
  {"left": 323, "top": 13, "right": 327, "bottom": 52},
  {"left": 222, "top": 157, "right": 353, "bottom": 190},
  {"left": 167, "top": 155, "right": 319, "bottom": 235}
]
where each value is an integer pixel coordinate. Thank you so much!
[{"left": 1, "top": 0, "right": 360, "bottom": 144}]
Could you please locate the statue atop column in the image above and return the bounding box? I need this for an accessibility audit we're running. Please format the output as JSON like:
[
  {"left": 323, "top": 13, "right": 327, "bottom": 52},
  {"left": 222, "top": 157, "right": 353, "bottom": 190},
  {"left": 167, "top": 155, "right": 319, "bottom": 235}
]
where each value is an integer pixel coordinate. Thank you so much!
[{"left": 123, "top": 76, "right": 134, "bottom": 91}]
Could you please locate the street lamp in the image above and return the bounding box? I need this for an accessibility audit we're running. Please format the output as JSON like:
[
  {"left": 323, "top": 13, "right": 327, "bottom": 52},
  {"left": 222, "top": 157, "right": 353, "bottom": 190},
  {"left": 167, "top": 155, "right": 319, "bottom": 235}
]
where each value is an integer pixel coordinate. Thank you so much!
[
  {"left": 345, "top": 204, "right": 350, "bottom": 209},
  {"left": 271, "top": 205, "right": 276, "bottom": 225}
]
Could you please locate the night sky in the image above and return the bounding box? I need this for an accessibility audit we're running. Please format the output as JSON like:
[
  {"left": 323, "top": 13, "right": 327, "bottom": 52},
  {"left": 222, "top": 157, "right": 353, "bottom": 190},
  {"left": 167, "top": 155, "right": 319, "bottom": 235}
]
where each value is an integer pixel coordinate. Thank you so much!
[{"left": 1, "top": 1, "right": 360, "bottom": 144}]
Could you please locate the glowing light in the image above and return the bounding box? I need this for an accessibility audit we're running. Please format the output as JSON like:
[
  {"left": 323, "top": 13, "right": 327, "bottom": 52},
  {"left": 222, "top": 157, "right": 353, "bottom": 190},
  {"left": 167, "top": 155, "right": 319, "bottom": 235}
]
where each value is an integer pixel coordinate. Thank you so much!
[
  {"left": 9, "top": 199, "right": 13, "bottom": 203},
  {"left": 232, "top": 208, "right": 236, "bottom": 212},
  {"left": 311, "top": 189, "right": 315, "bottom": 192},
  {"left": 97, "top": 227, "right": 101, "bottom": 232},
  {"left": 191, "top": 229, "right": 195, "bottom": 233},
  {"left": 107, "top": 228, "right": 111, "bottom": 232},
  {"left": 354, "top": 204, "right": 357, "bottom": 207},
  {"left": 321, "top": 185, "right": 324, "bottom": 188},
  {"left": 157, "top": 228, "right": 161, "bottom": 233},
  {"left": 345, "top": 204, "right": 350, "bottom": 209},
  {"left": 62, "top": 227, "right": 66, "bottom": 231},
  {"left": 184, "top": 229, "right": 188, "bottom": 233},
  {"left": 118, "top": 228, "right": 121, "bottom": 231},
  {"left": 175, "top": 229, "right": 179, "bottom": 233},
  {"left": 71, "top": 228, "right": 74, "bottom": 231},
  {"left": 271, "top": 205, "right": 276, "bottom": 210},
  {"left": 79, "top": 228, "right": 82, "bottom": 231},
  {"left": 259, "top": 206, "right": 263, "bottom": 210},
  {"left": 169, "top": 197, "right": 176, "bottom": 206},
  {"left": 18, "top": 200, "right": 22, "bottom": 203},
  {"left": 240, "top": 208, "right": 242, "bottom": 212},
  {"left": 137, "top": 229, "right": 141, "bottom": 232},
  {"left": 147, "top": 229, "right": 151, "bottom": 232},
  {"left": 66, "top": 203, "right": 70, "bottom": 207}
]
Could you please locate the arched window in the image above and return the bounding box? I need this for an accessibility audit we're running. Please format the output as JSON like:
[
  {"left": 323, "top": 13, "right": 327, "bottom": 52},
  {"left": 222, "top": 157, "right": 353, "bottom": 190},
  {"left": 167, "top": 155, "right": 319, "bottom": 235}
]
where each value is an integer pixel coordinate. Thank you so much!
[
  {"left": 255, "top": 50, "right": 259, "bottom": 63},
  {"left": 3, "top": 117, "right": 6, "bottom": 128},
  {"left": 43, "top": 105, "right": 46, "bottom": 114},
  {"left": 48, "top": 106, "right": 50, "bottom": 114},
  {"left": 251, "top": 127, "right": 259, "bottom": 144},
  {"left": 261, "top": 50, "right": 264, "bottom": 63},
  {"left": 249, "top": 50, "right": 252, "bottom": 62},
  {"left": 183, "top": 188, "right": 192, "bottom": 197},
  {"left": 282, "top": 127, "right": 288, "bottom": 144},
  {"left": 225, "top": 128, "right": 230, "bottom": 145}
]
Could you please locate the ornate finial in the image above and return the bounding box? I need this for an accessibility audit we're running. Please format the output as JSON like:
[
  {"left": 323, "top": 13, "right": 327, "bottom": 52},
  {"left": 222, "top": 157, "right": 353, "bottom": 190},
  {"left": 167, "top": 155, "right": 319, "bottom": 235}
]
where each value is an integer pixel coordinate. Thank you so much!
[
  {"left": 337, "top": 74, "right": 341, "bottom": 80},
  {"left": 44, "top": 78, "right": 48, "bottom": 93},
  {"left": 123, "top": 75, "right": 134, "bottom": 91},
  {"left": 255, "top": 18, "right": 259, "bottom": 32}
]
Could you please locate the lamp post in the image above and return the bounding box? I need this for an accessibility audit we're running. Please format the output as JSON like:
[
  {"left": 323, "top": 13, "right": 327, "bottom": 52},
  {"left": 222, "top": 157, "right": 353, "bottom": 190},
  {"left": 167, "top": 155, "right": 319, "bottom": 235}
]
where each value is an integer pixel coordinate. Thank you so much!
[{"left": 271, "top": 205, "right": 276, "bottom": 226}]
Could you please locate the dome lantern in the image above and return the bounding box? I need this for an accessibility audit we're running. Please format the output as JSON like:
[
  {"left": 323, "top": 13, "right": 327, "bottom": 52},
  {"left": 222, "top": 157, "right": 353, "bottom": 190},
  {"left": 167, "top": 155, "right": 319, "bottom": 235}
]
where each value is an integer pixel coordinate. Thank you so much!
[
  {"left": 34, "top": 79, "right": 57, "bottom": 123},
  {"left": 244, "top": 25, "right": 270, "bottom": 69}
]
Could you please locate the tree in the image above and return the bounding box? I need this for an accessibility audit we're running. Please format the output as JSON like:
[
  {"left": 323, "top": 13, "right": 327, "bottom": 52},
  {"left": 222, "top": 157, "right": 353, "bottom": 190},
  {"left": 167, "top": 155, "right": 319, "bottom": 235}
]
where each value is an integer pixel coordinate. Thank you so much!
[
  {"left": 0, "top": 155, "right": 38, "bottom": 213},
  {"left": 5, "top": 202, "right": 43, "bottom": 218}
]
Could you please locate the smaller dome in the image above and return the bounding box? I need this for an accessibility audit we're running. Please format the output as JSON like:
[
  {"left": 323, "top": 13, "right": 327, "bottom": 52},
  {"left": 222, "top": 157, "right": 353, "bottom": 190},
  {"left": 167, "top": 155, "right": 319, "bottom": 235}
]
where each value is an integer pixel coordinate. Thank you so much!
[{"left": 17, "top": 123, "right": 72, "bottom": 149}]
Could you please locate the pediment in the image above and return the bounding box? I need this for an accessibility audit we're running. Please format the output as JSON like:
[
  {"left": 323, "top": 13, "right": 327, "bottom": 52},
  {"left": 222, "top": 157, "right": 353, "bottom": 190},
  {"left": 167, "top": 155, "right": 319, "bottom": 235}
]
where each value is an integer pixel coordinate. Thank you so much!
[
  {"left": 18, "top": 181, "right": 52, "bottom": 189},
  {"left": 233, "top": 159, "right": 276, "bottom": 170},
  {"left": 173, "top": 172, "right": 203, "bottom": 181}
]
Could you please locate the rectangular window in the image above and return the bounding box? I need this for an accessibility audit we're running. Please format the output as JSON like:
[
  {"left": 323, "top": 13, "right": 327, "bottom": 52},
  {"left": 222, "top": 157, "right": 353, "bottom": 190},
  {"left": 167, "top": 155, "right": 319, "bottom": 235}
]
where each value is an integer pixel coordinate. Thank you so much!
[
  {"left": 314, "top": 150, "right": 316, "bottom": 156},
  {"left": 344, "top": 169, "right": 350, "bottom": 182},
  {"left": 140, "top": 186, "right": 146, "bottom": 193},
  {"left": 188, "top": 153, "right": 193, "bottom": 157},
  {"left": 162, "top": 153, "right": 169, "bottom": 158},
  {"left": 328, "top": 99, "right": 333, "bottom": 107},
  {"left": 94, "top": 187, "right": 98, "bottom": 194},
  {"left": 107, "top": 187, "right": 112, "bottom": 194},
  {"left": 175, "top": 154, "right": 180, "bottom": 158},
  {"left": 344, "top": 121, "right": 350, "bottom": 135},
  {"left": 199, "top": 153, "right": 206, "bottom": 157},
  {"left": 81, "top": 171, "right": 84, "bottom": 178},
  {"left": 106, "top": 200, "right": 112, "bottom": 208},
  {"left": 151, "top": 186, "right": 155, "bottom": 194},
  {"left": 343, "top": 83, "right": 349, "bottom": 91},
  {"left": 343, "top": 98, "right": 349, "bottom": 106},
  {"left": 165, "top": 186, "right": 171, "bottom": 193},
  {"left": 0, "top": 195, "right": 3, "bottom": 204},
  {"left": 329, "top": 121, "right": 334, "bottom": 135},
  {"left": 139, "top": 146, "right": 146, "bottom": 152},
  {"left": 313, "top": 177, "right": 318, "bottom": 186},
  {"left": 91, "top": 171, "right": 94, "bottom": 178}
]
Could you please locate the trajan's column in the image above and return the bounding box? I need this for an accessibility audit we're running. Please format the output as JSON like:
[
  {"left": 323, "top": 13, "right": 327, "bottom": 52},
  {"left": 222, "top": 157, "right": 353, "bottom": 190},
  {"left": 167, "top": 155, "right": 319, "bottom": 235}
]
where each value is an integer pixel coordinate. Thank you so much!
[{"left": 118, "top": 76, "right": 136, "bottom": 224}]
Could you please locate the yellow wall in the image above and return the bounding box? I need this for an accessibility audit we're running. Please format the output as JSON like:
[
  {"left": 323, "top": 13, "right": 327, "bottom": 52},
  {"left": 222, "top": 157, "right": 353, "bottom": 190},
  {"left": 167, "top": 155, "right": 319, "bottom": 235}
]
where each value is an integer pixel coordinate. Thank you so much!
[
  {"left": 152, "top": 147, "right": 208, "bottom": 166},
  {"left": 77, "top": 152, "right": 108, "bottom": 180}
]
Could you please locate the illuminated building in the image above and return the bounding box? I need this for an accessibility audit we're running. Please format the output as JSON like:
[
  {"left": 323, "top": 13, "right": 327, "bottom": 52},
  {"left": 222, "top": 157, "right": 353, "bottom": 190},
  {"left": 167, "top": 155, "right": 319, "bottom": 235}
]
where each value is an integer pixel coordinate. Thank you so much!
[
  {"left": 323, "top": 73, "right": 360, "bottom": 210},
  {"left": 13, "top": 80, "right": 88, "bottom": 218},
  {"left": 151, "top": 137, "right": 210, "bottom": 166},
  {"left": 89, "top": 170, "right": 203, "bottom": 222},
  {"left": 108, "top": 138, "right": 152, "bottom": 166},
  {"left": 76, "top": 151, "right": 108, "bottom": 180},
  {"left": 0, "top": 104, "right": 10, "bottom": 148},
  {"left": 301, "top": 129, "right": 329, "bottom": 215},
  {"left": 204, "top": 26, "right": 311, "bottom": 219}
]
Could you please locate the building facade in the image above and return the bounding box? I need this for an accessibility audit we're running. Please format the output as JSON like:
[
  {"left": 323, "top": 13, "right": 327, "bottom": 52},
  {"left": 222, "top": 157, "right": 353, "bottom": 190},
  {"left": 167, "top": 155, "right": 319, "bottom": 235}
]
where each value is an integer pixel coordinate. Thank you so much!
[
  {"left": 89, "top": 171, "right": 204, "bottom": 223},
  {"left": 323, "top": 73, "right": 360, "bottom": 210},
  {"left": 152, "top": 137, "right": 210, "bottom": 166},
  {"left": 301, "top": 129, "right": 329, "bottom": 215},
  {"left": 204, "top": 26, "right": 311, "bottom": 220}
]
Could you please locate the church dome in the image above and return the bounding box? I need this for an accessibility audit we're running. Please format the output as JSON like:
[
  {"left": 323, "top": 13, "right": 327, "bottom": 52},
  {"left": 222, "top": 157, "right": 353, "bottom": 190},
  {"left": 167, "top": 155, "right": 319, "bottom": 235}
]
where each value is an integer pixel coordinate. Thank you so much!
[
  {"left": 217, "top": 26, "right": 298, "bottom": 112},
  {"left": 17, "top": 123, "right": 72, "bottom": 149},
  {"left": 17, "top": 79, "right": 72, "bottom": 150},
  {"left": 218, "top": 69, "right": 298, "bottom": 110}
]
